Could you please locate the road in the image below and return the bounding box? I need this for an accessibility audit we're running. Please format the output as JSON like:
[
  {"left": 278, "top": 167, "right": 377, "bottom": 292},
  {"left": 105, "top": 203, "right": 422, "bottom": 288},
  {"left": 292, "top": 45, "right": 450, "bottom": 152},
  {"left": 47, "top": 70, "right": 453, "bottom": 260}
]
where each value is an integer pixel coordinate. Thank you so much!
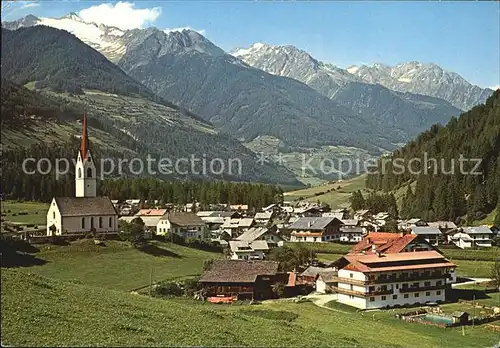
[{"left": 452, "top": 278, "right": 492, "bottom": 288}]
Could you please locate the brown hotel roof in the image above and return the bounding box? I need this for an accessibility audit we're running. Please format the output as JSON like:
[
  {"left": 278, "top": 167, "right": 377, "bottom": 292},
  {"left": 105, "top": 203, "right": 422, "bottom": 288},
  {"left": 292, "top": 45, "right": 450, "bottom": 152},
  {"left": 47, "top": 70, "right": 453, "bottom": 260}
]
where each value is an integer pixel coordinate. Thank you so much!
[
  {"left": 340, "top": 251, "right": 456, "bottom": 273},
  {"left": 199, "top": 260, "right": 279, "bottom": 283}
]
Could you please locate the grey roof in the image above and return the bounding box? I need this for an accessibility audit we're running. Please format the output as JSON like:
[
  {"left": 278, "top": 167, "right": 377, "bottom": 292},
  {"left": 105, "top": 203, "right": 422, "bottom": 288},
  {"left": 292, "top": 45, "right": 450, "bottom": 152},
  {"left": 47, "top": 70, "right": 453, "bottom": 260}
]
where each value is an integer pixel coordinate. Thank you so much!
[
  {"left": 462, "top": 226, "right": 492, "bottom": 234},
  {"left": 322, "top": 212, "right": 345, "bottom": 219},
  {"left": 341, "top": 219, "right": 360, "bottom": 226},
  {"left": 55, "top": 197, "right": 117, "bottom": 217},
  {"left": 407, "top": 218, "right": 425, "bottom": 224},
  {"left": 411, "top": 226, "right": 442, "bottom": 235},
  {"left": 317, "top": 271, "right": 337, "bottom": 283},
  {"left": 161, "top": 212, "right": 205, "bottom": 226},
  {"left": 199, "top": 260, "right": 279, "bottom": 283},
  {"left": 428, "top": 221, "right": 457, "bottom": 229},
  {"left": 229, "top": 240, "right": 269, "bottom": 252},
  {"left": 254, "top": 212, "right": 272, "bottom": 220},
  {"left": 236, "top": 227, "right": 270, "bottom": 242},
  {"left": 301, "top": 266, "right": 336, "bottom": 278},
  {"left": 289, "top": 217, "right": 340, "bottom": 231},
  {"left": 209, "top": 211, "right": 236, "bottom": 218}
]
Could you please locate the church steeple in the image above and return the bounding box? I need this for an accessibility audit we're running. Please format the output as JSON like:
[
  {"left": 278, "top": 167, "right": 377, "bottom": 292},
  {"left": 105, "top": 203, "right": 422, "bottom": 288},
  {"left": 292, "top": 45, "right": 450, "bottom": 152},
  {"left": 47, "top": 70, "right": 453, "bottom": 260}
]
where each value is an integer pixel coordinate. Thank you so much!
[
  {"left": 80, "top": 111, "right": 89, "bottom": 159},
  {"left": 75, "top": 111, "right": 96, "bottom": 198}
]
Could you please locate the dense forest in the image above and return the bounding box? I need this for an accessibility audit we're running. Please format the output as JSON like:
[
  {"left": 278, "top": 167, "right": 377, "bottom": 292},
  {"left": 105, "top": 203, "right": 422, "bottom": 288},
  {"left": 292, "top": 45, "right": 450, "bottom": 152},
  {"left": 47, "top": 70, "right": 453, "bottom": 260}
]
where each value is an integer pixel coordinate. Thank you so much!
[
  {"left": 366, "top": 90, "right": 500, "bottom": 223},
  {"left": 0, "top": 78, "right": 82, "bottom": 123}
]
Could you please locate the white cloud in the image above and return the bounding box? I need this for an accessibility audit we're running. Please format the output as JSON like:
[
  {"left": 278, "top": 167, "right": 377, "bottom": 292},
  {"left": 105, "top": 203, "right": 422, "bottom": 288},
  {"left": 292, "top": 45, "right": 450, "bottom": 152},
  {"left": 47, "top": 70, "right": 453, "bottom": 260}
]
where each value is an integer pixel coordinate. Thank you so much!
[
  {"left": 488, "top": 85, "right": 500, "bottom": 90},
  {"left": 164, "top": 27, "right": 206, "bottom": 36},
  {"left": 20, "top": 2, "right": 40, "bottom": 9},
  {"left": 78, "top": 1, "right": 161, "bottom": 30}
]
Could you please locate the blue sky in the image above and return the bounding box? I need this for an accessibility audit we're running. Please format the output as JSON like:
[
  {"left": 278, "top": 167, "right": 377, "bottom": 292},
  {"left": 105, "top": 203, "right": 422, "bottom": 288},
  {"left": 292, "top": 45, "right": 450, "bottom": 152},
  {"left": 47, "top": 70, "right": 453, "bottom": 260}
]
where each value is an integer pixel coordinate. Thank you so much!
[{"left": 5, "top": 1, "right": 500, "bottom": 88}]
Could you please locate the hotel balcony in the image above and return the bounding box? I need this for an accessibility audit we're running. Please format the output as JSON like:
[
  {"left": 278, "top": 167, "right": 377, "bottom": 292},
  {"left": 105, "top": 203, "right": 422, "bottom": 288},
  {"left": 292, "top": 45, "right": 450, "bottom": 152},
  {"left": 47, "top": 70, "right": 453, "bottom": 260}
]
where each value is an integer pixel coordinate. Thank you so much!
[
  {"left": 333, "top": 286, "right": 393, "bottom": 297},
  {"left": 335, "top": 272, "right": 451, "bottom": 286},
  {"left": 366, "top": 272, "right": 451, "bottom": 284},
  {"left": 399, "top": 284, "right": 446, "bottom": 293}
]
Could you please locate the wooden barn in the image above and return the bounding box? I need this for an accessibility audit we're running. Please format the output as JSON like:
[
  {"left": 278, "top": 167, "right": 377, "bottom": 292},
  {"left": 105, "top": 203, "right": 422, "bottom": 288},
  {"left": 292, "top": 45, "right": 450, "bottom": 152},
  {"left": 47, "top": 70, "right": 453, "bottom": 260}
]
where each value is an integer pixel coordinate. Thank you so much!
[{"left": 199, "top": 260, "right": 286, "bottom": 300}]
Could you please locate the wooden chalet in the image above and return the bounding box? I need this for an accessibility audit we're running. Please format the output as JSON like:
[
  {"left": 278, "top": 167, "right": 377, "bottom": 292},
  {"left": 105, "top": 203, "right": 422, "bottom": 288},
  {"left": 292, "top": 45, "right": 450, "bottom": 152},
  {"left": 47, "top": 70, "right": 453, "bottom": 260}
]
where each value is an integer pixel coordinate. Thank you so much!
[{"left": 199, "top": 260, "right": 286, "bottom": 300}]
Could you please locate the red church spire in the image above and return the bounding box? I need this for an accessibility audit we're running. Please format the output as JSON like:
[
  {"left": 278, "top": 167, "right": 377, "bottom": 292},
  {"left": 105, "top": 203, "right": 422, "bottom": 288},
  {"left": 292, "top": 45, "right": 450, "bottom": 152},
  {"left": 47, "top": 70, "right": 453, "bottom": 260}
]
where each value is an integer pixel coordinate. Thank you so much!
[{"left": 80, "top": 111, "right": 89, "bottom": 159}]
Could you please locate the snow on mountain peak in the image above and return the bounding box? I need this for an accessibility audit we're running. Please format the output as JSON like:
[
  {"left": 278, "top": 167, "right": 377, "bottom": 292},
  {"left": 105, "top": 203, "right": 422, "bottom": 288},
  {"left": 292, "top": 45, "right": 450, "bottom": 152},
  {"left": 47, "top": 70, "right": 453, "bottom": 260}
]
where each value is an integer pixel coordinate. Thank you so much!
[{"left": 232, "top": 42, "right": 267, "bottom": 57}]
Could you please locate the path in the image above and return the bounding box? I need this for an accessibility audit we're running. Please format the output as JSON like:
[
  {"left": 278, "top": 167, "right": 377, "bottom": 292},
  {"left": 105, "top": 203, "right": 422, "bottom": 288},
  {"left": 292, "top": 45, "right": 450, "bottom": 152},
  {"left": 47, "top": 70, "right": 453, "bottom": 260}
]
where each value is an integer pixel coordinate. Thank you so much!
[
  {"left": 452, "top": 278, "right": 492, "bottom": 288},
  {"left": 303, "top": 293, "right": 349, "bottom": 313}
]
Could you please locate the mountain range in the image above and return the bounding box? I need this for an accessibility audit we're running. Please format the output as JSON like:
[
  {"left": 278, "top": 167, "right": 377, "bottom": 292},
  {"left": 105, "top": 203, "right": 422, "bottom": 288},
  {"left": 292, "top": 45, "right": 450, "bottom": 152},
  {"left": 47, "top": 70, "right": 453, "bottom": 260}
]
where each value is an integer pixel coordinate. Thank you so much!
[{"left": 1, "top": 13, "right": 496, "bottom": 185}]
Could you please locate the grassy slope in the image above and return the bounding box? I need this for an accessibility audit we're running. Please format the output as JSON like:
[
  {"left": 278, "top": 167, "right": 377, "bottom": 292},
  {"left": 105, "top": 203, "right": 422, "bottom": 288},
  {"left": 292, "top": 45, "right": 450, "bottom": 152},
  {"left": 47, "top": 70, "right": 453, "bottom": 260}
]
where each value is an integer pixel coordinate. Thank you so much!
[
  {"left": 2, "top": 201, "right": 49, "bottom": 226},
  {"left": 3, "top": 269, "right": 499, "bottom": 348},
  {"left": 284, "top": 174, "right": 367, "bottom": 208},
  {"left": 27, "top": 240, "right": 219, "bottom": 291}
]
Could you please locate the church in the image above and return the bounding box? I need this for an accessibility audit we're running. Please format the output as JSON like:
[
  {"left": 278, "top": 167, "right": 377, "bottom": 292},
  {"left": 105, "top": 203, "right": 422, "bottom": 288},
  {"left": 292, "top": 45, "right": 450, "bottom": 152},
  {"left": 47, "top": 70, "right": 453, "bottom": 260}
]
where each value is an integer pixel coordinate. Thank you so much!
[{"left": 46, "top": 113, "right": 118, "bottom": 236}]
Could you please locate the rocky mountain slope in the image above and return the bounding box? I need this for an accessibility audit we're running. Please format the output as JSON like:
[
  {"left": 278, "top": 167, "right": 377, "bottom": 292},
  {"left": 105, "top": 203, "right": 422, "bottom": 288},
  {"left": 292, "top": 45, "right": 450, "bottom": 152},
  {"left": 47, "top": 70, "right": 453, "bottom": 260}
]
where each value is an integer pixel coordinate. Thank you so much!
[
  {"left": 346, "top": 62, "right": 493, "bottom": 110},
  {"left": 232, "top": 43, "right": 465, "bottom": 138},
  {"left": 0, "top": 26, "right": 298, "bottom": 185}
]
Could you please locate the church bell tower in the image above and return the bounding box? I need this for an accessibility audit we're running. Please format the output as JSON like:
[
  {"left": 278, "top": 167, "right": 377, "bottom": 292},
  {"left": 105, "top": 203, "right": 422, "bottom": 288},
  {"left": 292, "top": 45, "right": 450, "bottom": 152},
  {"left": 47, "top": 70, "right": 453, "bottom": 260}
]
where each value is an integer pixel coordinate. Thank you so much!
[{"left": 75, "top": 111, "right": 97, "bottom": 198}]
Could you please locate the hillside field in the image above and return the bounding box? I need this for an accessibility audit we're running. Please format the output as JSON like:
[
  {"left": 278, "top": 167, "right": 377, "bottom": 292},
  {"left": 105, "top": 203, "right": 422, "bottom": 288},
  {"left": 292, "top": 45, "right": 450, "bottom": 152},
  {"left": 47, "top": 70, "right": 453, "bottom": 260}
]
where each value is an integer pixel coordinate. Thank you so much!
[
  {"left": 2, "top": 269, "right": 500, "bottom": 348},
  {"left": 8, "top": 239, "right": 220, "bottom": 291}
]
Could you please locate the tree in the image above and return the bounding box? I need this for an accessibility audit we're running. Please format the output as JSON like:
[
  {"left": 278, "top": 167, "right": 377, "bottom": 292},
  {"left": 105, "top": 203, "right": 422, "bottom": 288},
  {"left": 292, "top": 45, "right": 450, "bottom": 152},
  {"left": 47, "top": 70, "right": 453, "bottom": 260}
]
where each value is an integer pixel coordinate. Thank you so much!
[
  {"left": 271, "top": 282, "right": 285, "bottom": 298},
  {"left": 494, "top": 204, "right": 500, "bottom": 228},
  {"left": 349, "top": 190, "right": 365, "bottom": 211},
  {"left": 119, "top": 217, "right": 145, "bottom": 247}
]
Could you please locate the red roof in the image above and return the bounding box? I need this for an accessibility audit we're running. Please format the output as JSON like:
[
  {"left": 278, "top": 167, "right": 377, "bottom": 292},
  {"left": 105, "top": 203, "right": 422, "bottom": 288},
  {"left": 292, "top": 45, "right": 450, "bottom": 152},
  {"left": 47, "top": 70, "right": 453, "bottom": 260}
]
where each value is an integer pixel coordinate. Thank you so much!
[
  {"left": 287, "top": 272, "right": 297, "bottom": 287},
  {"left": 349, "top": 232, "right": 409, "bottom": 254},
  {"left": 340, "top": 251, "right": 456, "bottom": 273},
  {"left": 80, "top": 111, "right": 89, "bottom": 159}
]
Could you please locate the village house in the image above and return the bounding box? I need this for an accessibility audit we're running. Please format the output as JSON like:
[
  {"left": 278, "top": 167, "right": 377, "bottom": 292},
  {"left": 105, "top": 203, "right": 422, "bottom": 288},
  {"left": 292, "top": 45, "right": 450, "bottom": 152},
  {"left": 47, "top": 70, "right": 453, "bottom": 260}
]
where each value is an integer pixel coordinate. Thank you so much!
[
  {"left": 349, "top": 232, "right": 435, "bottom": 255},
  {"left": 120, "top": 208, "right": 168, "bottom": 232},
  {"left": 288, "top": 217, "right": 343, "bottom": 242},
  {"left": 316, "top": 271, "right": 338, "bottom": 294},
  {"left": 46, "top": 113, "right": 118, "bottom": 236},
  {"left": 228, "top": 240, "right": 269, "bottom": 260},
  {"left": 354, "top": 210, "right": 372, "bottom": 221},
  {"left": 236, "top": 226, "right": 284, "bottom": 247},
  {"left": 373, "top": 212, "right": 390, "bottom": 227},
  {"left": 222, "top": 218, "right": 255, "bottom": 237},
  {"left": 398, "top": 218, "right": 427, "bottom": 231},
  {"left": 339, "top": 219, "right": 365, "bottom": 242},
  {"left": 230, "top": 204, "right": 249, "bottom": 212},
  {"left": 332, "top": 251, "right": 457, "bottom": 309},
  {"left": 427, "top": 221, "right": 458, "bottom": 233},
  {"left": 254, "top": 212, "right": 273, "bottom": 226},
  {"left": 451, "top": 226, "right": 493, "bottom": 248},
  {"left": 300, "top": 266, "right": 337, "bottom": 284},
  {"left": 410, "top": 226, "right": 443, "bottom": 246},
  {"left": 156, "top": 212, "right": 207, "bottom": 240},
  {"left": 199, "top": 260, "right": 286, "bottom": 300},
  {"left": 262, "top": 203, "right": 283, "bottom": 215}
]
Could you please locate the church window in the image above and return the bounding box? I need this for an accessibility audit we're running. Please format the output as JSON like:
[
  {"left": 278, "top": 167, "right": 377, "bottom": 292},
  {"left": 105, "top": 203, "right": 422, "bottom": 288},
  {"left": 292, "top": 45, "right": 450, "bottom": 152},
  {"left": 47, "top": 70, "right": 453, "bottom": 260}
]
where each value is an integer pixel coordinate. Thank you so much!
[
  {"left": 78, "top": 168, "right": 82, "bottom": 178},
  {"left": 91, "top": 217, "right": 94, "bottom": 228},
  {"left": 109, "top": 217, "right": 112, "bottom": 227},
  {"left": 99, "top": 217, "right": 103, "bottom": 228},
  {"left": 81, "top": 218, "right": 85, "bottom": 229},
  {"left": 87, "top": 167, "right": 92, "bottom": 178},
  {"left": 53, "top": 211, "right": 55, "bottom": 219}
]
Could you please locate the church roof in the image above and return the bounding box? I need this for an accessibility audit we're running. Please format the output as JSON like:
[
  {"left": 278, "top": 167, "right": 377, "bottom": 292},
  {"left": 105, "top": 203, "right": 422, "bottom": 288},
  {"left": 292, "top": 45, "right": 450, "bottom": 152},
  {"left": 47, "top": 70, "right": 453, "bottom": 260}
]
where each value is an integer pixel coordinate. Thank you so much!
[
  {"left": 55, "top": 197, "right": 117, "bottom": 217},
  {"left": 80, "top": 111, "right": 89, "bottom": 159}
]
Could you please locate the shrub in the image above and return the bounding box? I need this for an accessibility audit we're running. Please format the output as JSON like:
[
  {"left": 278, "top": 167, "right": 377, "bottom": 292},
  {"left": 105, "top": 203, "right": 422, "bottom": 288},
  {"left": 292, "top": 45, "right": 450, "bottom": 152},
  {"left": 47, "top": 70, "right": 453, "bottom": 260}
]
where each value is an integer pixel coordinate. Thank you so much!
[
  {"left": 152, "top": 281, "right": 183, "bottom": 297},
  {"left": 183, "top": 277, "right": 201, "bottom": 296}
]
